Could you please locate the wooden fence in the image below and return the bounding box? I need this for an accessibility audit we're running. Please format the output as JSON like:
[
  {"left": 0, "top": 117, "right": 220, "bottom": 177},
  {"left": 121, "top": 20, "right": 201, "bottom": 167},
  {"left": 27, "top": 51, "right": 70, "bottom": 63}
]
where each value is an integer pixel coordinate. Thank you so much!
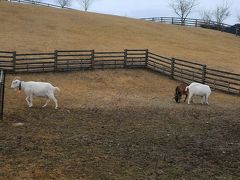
[
  {"left": 141, "top": 17, "right": 240, "bottom": 36},
  {"left": 9, "top": 0, "right": 75, "bottom": 10},
  {"left": 147, "top": 52, "right": 240, "bottom": 95},
  {"left": 0, "top": 49, "right": 147, "bottom": 73},
  {"left": 0, "top": 49, "right": 239, "bottom": 95}
]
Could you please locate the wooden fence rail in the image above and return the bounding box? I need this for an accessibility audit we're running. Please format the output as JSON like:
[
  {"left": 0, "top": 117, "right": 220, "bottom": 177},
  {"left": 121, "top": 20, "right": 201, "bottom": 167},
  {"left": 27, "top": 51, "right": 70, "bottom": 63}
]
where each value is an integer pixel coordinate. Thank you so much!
[{"left": 0, "top": 49, "right": 239, "bottom": 95}]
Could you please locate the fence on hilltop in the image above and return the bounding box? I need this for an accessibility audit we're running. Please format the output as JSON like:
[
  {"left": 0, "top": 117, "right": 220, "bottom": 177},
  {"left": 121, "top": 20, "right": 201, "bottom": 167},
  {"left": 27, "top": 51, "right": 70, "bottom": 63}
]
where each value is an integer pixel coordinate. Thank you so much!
[
  {"left": 6, "top": 0, "right": 240, "bottom": 36},
  {"left": 141, "top": 17, "right": 240, "bottom": 36},
  {"left": 0, "top": 49, "right": 239, "bottom": 95},
  {"left": 8, "top": 0, "right": 75, "bottom": 10}
]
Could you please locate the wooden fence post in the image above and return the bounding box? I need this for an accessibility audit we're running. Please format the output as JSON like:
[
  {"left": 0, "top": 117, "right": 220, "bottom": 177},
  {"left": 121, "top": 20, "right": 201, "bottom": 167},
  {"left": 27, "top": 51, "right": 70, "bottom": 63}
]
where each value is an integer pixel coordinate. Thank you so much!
[
  {"left": 54, "top": 50, "right": 58, "bottom": 72},
  {"left": 124, "top": 49, "right": 127, "bottom": 68},
  {"left": 181, "top": 18, "right": 184, "bottom": 25},
  {"left": 227, "top": 82, "right": 230, "bottom": 94},
  {"left": 170, "top": 58, "right": 175, "bottom": 79},
  {"left": 236, "top": 27, "right": 239, "bottom": 36},
  {"left": 221, "top": 23, "right": 224, "bottom": 32},
  {"left": 0, "top": 70, "right": 5, "bottom": 121},
  {"left": 145, "top": 49, "right": 149, "bottom": 67},
  {"left": 195, "top": 19, "right": 198, "bottom": 27},
  {"left": 12, "top": 51, "right": 16, "bottom": 73},
  {"left": 202, "top": 65, "right": 207, "bottom": 84},
  {"left": 91, "top": 50, "right": 95, "bottom": 70}
]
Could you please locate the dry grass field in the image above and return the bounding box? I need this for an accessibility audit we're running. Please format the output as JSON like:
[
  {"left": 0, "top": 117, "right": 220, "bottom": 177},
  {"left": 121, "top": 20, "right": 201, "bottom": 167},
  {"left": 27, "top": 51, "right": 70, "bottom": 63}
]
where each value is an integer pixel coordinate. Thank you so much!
[
  {"left": 0, "top": 69, "right": 240, "bottom": 179},
  {"left": 0, "top": 2, "right": 240, "bottom": 73},
  {"left": 0, "top": 1, "right": 240, "bottom": 179}
]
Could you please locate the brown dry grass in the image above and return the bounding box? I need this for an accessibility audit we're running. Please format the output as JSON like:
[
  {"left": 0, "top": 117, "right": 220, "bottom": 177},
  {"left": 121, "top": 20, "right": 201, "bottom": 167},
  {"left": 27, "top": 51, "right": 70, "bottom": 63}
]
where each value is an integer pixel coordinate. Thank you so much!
[
  {"left": 4, "top": 69, "right": 239, "bottom": 111},
  {"left": 0, "top": 2, "right": 240, "bottom": 73},
  {"left": 1, "top": 69, "right": 240, "bottom": 179}
]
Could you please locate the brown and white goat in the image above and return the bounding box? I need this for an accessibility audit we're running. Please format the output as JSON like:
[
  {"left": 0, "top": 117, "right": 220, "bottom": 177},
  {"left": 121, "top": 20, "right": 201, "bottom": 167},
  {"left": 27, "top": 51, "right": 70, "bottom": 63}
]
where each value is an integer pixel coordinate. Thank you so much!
[{"left": 174, "top": 83, "right": 188, "bottom": 103}]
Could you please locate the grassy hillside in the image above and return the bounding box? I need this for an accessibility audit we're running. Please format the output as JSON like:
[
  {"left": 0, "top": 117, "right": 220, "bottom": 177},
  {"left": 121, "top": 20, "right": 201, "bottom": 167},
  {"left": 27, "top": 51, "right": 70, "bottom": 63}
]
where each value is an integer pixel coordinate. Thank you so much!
[{"left": 0, "top": 2, "right": 240, "bottom": 73}]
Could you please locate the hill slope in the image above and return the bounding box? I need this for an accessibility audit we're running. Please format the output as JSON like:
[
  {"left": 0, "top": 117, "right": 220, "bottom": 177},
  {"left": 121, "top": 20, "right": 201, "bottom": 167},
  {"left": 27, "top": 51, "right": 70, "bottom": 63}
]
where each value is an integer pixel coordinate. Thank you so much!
[{"left": 0, "top": 2, "right": 240, "bottom": 73}]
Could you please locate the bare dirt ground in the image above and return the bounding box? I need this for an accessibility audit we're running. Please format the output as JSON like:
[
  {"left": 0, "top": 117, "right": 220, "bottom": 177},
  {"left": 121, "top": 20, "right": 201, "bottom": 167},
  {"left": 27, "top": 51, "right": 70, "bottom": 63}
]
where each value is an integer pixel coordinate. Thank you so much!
[{"left": 0, "top": 69, "right": 240, "bottom": 179}]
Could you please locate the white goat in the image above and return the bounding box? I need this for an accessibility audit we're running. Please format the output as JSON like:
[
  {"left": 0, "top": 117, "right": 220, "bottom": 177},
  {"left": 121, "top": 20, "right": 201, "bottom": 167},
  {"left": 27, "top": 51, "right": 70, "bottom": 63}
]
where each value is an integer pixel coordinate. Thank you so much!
[
  {"left": 11, "top": 78, "right": 60, "bottom": 109},
  {"left": 185, "top": 82, "right": 211, "bottom": 105}
]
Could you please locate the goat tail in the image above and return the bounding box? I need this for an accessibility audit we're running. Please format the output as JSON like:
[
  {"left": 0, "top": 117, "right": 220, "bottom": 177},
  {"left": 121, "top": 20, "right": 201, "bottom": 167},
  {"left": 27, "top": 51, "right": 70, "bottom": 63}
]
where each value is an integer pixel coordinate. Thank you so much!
[
  {"left": 54, "top": 87, "right": 60, "bottom": 92},
  {"left": 185, "top": 86, "right": 189, "bottom": 92}
]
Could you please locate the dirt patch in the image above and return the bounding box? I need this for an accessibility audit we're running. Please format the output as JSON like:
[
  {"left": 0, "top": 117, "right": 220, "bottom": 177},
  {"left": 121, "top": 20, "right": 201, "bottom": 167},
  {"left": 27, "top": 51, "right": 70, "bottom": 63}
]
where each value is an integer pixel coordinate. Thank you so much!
[{"left": 1, "top": 69, "right": 240, "bottom": 179}]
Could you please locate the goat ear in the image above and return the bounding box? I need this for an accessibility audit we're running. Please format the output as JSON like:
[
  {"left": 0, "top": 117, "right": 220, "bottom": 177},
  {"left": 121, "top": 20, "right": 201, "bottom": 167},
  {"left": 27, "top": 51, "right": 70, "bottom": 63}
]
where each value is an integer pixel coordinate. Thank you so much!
[{"left": 13, "top": 76, "right": 21, "bottom": 81}]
